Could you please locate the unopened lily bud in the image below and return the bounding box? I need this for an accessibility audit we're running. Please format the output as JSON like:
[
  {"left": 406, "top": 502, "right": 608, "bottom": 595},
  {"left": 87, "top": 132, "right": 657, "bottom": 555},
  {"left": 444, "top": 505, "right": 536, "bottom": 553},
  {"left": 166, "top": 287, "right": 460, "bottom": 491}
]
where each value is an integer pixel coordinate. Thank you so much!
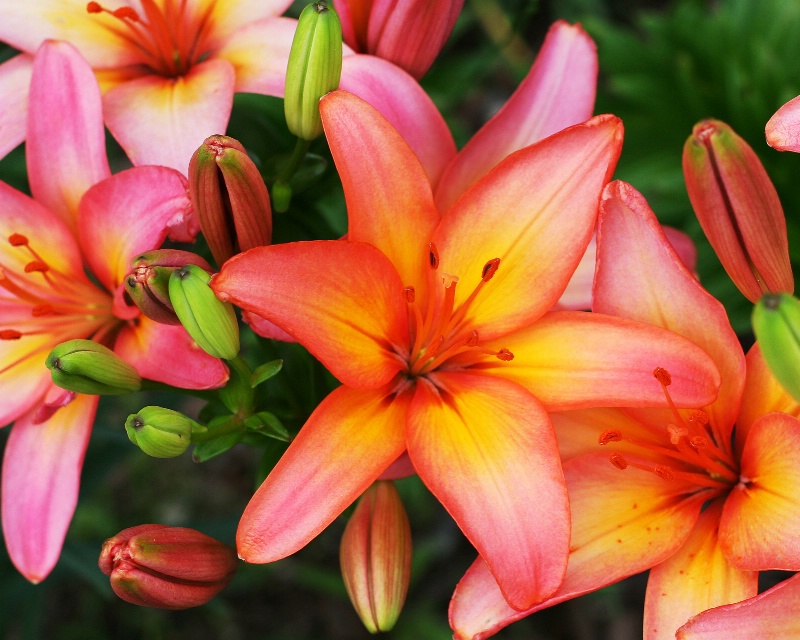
[
  {"left": 99, "top": 524, "right": 238, "bottom": 609},
  {"left": 188, "top": 135, "right": 272, "bottom": 266},
  {"left": 125, "top": 406, "right": 206, "bottom": 458},
  {"left": 752, "top": 293, "right": 800, "bottom": 402},
  {"left": 125, "top": 250, "right": 213, "bottom": 324},
  {"left": 683, "top": 119, "right": 794, "bottom": 302},
  {"left": 46, "top": 339, "right": 141, "bottom": 395},
  {"left": 285, "top": 1, "right": 343, "bottom": 140},
  {"left": 340, "top": 481, "right": 412, "bottom": 633},
  {"left": 169, "top": 264, "right": 240, "bottom": 360}
]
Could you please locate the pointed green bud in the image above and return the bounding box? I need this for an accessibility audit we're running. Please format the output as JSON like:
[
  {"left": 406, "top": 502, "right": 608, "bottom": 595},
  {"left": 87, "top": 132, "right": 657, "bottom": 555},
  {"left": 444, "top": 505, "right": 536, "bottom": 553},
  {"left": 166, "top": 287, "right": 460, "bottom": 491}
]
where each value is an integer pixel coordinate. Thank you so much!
[
  {"left": 752, "top": 293, "right": 800, "bottom": 402},
  {"left": 125, "top": 406, "right": 206, "bottom": 458},
  {"left": 188, "top": 135, "right": 272, "bottom": 267},
  {"left": 169, "top": 264, "right": 240, "bottom": 360},
  {"left": 46, "top": 339, "right": 141, "bottom": 395},
  {"left": 285, "top": 1, "right": 343, "bottom": 140}
]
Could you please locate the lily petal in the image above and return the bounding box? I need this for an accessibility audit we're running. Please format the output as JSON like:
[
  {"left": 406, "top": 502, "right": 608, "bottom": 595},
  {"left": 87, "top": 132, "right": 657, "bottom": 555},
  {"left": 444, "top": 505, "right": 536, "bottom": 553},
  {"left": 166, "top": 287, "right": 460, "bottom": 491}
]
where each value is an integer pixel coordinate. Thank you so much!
[
  {"left": 237, "top": 384, "right": 408, "bottom": 563},
  {"left": 213, "top": 240, "right": 408, "bottom": 389},
  {"left": 407, "top": 372, "right": 569, "bottom": 610},
  {"left": 719, "top": 412, "right": 800, "bottom": 571},
  {"left": 27, "top": 40, "right": 110, "bottom": 230},
  {"left": 0, "top": 54, "right": 33, "bottom": 160},
  {"left": 766, "top": 94, "right": 800, "bottom": 152},
  {"left": 103, "top": 58, "right": 235, "bottom": 172},
  {"left": 644, "top": 501, "right": 757, "bottom": 640},
  {"left": 2, "top": 393, "right": 98, "bottom": 583},
  {"left": 435, "top": 20, "right": 597, "bottom": 212}
]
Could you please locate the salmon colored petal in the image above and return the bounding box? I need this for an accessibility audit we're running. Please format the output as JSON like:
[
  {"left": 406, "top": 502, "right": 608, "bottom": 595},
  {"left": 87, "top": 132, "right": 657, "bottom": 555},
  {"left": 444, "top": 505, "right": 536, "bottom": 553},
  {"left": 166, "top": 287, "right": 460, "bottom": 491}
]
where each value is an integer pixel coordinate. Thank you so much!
[
  {"left": 766, "top": 93, "right": 800, "bottom": 152},
  {"left": 213, "top": 241, "right": 408, "bottom": 389},
  {"left": 241, "top": 310, "right": 296, "bottom": 342},
  {"left": 407, "top": 372, "right": 569, "bottom": 610},
  {"left": 28, "top": 40, "right": 111, "bottom": 231},
  {"left": 0, "top": 54, "right": 33, "bottom": 160},
  {"left": 2, "top": 393, "right": 98, "bottom": 583},
  {"left": 435, "top": 20, "right": 597, "bottom": 212},
  {"left": 78, "top": 166, "right": 192, "bottom": 292},
  {"left": 339, "top": 55, "right": 457, "bottom": 188},
  {"left": 103, "top": 58, "right": 235, "bottom": 172},
  {"left": 320, "top": 90, "right": 440, "bottom": 295},
  {"left": 595, "top": 180, "right": 745, "bottom": 444},
  {"left": 719, "top": 412, "right": 800, "bottom": 571},
  {"left": 113, "top": 319, "right": 229, "bottom": 390},
  {"left": 433, "top": 115, "right": 623, "bottom": 340},
  {"left": 552, "top": 407, "right": 649, "bottom": 461},
  {"left": 237, "top": 384, "right": 408, "bottom": 563},
  {"left": 644, "top": 501, "right": 757, "bottom": 640},
  {"left": 475, "top": 310, "right": 719, "bottom": 412},
  {"left": 677, "top": 573, "right": 800, "bottom": 639}
]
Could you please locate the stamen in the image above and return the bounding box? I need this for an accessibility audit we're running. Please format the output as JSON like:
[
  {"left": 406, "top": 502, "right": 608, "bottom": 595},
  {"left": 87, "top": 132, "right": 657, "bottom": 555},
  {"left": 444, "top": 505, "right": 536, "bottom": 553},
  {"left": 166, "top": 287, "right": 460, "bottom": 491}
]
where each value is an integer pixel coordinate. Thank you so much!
[
  {"left": 8, "top": 233, "right": 28, "bottom": 246},
  {"left": 599, "top": 430, "right": 623, "bottom": 445},
  {"left": 428, "top": 243, "right": 439, "bottom": 269},
  {"left": 481, "top": 258, "right": 500, "bottom": 281},
  {"left": 403, "top": 286, "right": 415, "bottom": 303},
  {"left": 465, "top": 330, "right": 479, "bottom": 347},
  {"left": 653, "top": 367, "right": 671, "bottom": 386},
  {"left": 32, "top": 304, "right": 54, "bottom": 317},
  {"left": 610, "top": 453, "right": 628, "bottom": 470},
  {"left": 0, "top": 330, "right": 22, "bottom": 340},
  {"left": 495, "top": 348, "right": 514, "bottom": 361},
  {"left": 25, "top": 261, "right": 49, "bottom": 274}
]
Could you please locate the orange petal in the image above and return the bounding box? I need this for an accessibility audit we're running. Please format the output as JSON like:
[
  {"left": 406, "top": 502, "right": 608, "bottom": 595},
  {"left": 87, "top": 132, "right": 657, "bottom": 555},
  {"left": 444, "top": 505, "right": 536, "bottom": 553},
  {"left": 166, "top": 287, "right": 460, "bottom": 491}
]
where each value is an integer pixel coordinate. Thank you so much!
[
  {"left": 213, "top": 240, "right": 408, "bottom": 389},
  {"left": 407, "top": 372, "right": 569, "bottom": 610},
  {"left": 644, "top": 501, "right": 757, "bottom": 640},
  {"left": 237, "top": 384, "right": 408, "bottom": 563},
  {"left": 719, "top": 412, "right": 800, "bottom": 571}
]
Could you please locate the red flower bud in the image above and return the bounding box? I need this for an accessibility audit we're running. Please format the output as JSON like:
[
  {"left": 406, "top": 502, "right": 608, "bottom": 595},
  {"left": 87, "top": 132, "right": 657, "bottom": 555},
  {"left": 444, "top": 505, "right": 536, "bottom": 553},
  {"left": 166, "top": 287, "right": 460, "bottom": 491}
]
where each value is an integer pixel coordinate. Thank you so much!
[{"left": 99, "top": 525, "right": 238, "bottom": 609}]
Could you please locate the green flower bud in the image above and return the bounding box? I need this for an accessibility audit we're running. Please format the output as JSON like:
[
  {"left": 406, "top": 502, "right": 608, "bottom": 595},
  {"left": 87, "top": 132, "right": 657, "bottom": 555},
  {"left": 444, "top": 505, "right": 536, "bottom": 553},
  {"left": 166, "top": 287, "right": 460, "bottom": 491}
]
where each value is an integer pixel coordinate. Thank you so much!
[
  {"left": 125, "top": 406, "right": 206, "bottom": 458},
  {"left": 752, "top": 293, "right": 800, "bottom": 402},
  {"left": 285, "top": 1, "right": 343, "bottom": 140},
  {"left": 46, "top": 339, "right": 141, "bottom": 395},
  {"left": 169, "top": 264, "right": 240, "bottom": 360}
]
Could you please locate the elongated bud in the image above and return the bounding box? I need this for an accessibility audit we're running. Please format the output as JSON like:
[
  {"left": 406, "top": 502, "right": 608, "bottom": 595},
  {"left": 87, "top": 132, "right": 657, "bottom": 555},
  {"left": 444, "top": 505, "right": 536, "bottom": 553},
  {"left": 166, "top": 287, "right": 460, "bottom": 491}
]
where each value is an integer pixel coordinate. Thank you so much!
[
  {"left": 285, "top": 1, "right": 343, "bottom": 140},
  {"left": 125, "top": 406, "right": 206, "bottom": 458},
  {"left": 340, "top": 481, "right": 412, "bottom": 633},
  {"left": 188, "top": 135, "right": 272, "bottom": 266},
  {"left": 125, "top": 250, "right": 213, "bottom": 324},
  {"left": 752, "top": 293, "right": 800, "bottom": 402},
  {"left": 169, "top": 264, "right": 240, "bottom": 360},
  {"left": 99, "top": 524, "right": 238, "bottom": 609},
  {"left": 683, "top": 119, "right": 794, "bottom": 302},
  {"left": 46, "top": 339, "right": 141, "bottom": 395}
]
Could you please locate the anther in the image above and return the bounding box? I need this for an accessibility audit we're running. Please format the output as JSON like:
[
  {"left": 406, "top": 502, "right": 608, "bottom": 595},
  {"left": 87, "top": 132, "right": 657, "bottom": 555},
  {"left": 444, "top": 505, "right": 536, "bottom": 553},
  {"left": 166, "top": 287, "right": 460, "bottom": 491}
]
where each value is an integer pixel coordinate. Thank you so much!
[
  {"left": 8, "top": 233, "right": 28, "bottom": 246},
  {"left": 0, "top": 330, "right": 22, "bottom": 340},
  {"left": 689, "top": 410, "right": 709, "bottom": 426},
  {"left": 599, "top": 430, "right": 623, "bottom": 445},
  {"left": 481, "top": 258, "right": 500, "bottom": 281},
  {"left": 428, "top": 243, "right": 439, "bottom": 269},
  {"left": 24, "top": 261, "right": 49, "bottom": 274},
  {"left": 610, "top": 453, "right": 628, "bottom": 470},
  {"left": 113, "top": 7, "right": 139, "bottom": 20},
  {"left": 653, "top": 367, "right": 671, "bottom": 386},
  {"left": 465, "top": 330, "right": 479, "bottom": 347},
  {"left": 690, "top": 436, "right": 709, "bottom": 448},
  {"left": 32, "top": 304, "right": 54, "bottom": 317},
  {"left": 86, "top": 1, "right": 102, "bottom": 12},
  {"left": 654, "top": 465, "right": 675, "bottom": 481},
  {"left": 403, "top": 286, "right": 415, "bottom": 303},
  {"left": 495, "top": 348, "right": 514, "bottom": 361}
]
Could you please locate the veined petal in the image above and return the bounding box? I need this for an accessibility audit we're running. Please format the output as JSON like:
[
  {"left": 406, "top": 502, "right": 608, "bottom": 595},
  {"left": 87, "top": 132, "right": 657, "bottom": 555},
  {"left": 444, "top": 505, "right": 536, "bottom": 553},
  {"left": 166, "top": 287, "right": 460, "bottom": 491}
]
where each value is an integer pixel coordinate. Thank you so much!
[
  {"left": 237, "top": 384, "right": 408, "bottom": 563},
  {"left": 103, "top": 58, "right": 235, "bottom": 172},
  {"left": 213, "top": 241, "right": 408, "bottom": 389},
  {"left": 320, "top": 90, "right": 440, "bottom": 296},
  {"left": 766, "top": 94, "right": 800, "bottom": 152},
  {"left": 78, "top": 166, "right": 192, "bottom": 292},
  {"left": 434, "top": 115, "right": 623, "bottom": 340},
  {"left": 0, "top": 54, "right": 33, "bottom": 160},
  {"left": 595, "top": 180, "right": 745, "bottom": 445},
  {"left": 28, "top": 40, "right": 111, "bottom": 231},
  {"left": 113, "top": 319, "right": 229, "bottom": 390},
  {"left": 677, "top": 573, "right": 800, "bottom": 639},
  {"left": 475, "top": 310, "right": 720, "bottom": 412},
  {"left": 435, "top": 20, "right": 597, "bottom": 212},
  {"left": 2, "top": 393, "right": 97, "bottom": 583},
  {"left": 339, "top": 55, "right": 457, "bottom": 188},
  {"left": 719, "top": 412, "right": 800, "bottom": 571},
  {"left": 407, "top": 372, "right": 569, "bottom": 610},
  {"left": 644, "top": 501, "right": 757, "bottom": 640},
  {"left": 552, "top": 407, "right": 647, "bottom": 461}
]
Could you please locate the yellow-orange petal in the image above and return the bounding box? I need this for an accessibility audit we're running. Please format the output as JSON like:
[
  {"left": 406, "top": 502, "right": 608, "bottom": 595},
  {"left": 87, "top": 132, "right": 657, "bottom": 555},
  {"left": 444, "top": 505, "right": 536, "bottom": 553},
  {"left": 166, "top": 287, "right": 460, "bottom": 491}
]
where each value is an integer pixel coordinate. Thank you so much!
[
  {"left": 407, "top": 372, "right": 569, "bottom": 610},
  {"left": 719, "top": 412, "right": 800, "bottom": 571}
]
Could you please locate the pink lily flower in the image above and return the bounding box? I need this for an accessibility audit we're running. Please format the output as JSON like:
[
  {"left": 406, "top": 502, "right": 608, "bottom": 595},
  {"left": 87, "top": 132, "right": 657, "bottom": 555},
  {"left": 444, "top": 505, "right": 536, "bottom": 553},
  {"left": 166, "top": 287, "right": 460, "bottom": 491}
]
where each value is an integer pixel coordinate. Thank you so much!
[
  {"left": 449, "top": 181, "right": 800, "bottom": 640},
  {"left": 0, "top": 40, "right": 228, "bottom": 584},
  {"left": 211, "top": 91, "right": 721, "bottom": 611}
]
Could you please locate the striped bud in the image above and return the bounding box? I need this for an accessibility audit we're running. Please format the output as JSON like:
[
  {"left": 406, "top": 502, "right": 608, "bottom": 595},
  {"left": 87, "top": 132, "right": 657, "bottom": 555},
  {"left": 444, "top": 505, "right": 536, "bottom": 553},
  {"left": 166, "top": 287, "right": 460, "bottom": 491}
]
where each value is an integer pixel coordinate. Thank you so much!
[
  {"left": 46, "top": 339, "right": 141, "bottom": 395},
  {"left": 125, "top": 406, "right": 206, "bottom": 458}
]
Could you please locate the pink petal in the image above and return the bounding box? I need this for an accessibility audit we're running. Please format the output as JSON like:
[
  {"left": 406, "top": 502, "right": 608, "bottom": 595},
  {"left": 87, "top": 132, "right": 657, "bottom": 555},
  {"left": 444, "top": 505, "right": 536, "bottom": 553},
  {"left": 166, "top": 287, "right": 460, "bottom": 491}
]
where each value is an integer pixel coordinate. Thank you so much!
[
  {"left": 408, "top": 372, "right": 569, "bottom": 610},
  {"left": 0, "top": 53, "right": 33, "bottom": 160},
  {"left": 2, "top": 393, "right": 98, "bottom": 583},
  {"left": 103, "top": 58, "right": 235, "bottom": 172},
  {"left": 435, "top": 20, "right": 597, "bottom": 212},
  {"left": 766, "top": 93, "right": 800, "bottom": 152},
  {"left": 237, "top": 384, "right": 408, "bottom": 563},
  {"left": 241, "top": 310, "right": 296, "bottom": 342},
  {"left": 27, "top": 40, "right": 110, "bottom": 231}
]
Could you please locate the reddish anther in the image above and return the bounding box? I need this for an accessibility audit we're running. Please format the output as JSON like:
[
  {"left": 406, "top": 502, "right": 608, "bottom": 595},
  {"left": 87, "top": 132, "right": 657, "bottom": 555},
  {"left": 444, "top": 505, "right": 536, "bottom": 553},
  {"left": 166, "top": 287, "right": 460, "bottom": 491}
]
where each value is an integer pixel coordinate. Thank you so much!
[
  {"left": 0, "top": 329, "right": 22, "bottom": 340},
  {"left": 24, "top": 261, "right": 48, "bottom": 274},
  {"left": 654, "top": 465, "right": 675, "bottom": 481},
  {"left": 428, "top": 243, "right": 439, "bottom": 269},
  {"left": 32, "top": 304, "right": 54, "bottom": 316},
  {"left": 86, "top": 1, "right": 102, "bottom": 12},
  {"left": 403, "top": 286, "right": 415, "bottom": 303},
  {"left": 610, "top": 453, "right": 628, "bottom": 470},
  {"left": 496, "top": 348, "right": 514, "bottom": 361},
  {"left": 598, "top": 430, "right": 623, "bottom": 445},
  {"left": 8, "top": 233, "right": 28, "bottom": 246},
  {"left": 653, "top": 367, "right": 672, "bottom": 386},
  {"left": 481, "top": 258, "right": 500, "bottom": 281}
]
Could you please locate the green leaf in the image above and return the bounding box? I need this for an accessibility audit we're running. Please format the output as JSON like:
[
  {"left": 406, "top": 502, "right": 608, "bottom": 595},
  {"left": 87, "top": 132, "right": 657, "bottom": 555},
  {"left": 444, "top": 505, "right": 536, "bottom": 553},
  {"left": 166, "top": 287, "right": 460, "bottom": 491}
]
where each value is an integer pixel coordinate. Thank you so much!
[{"left": 250, "top": 359, "right": 284, "bottom": 388}]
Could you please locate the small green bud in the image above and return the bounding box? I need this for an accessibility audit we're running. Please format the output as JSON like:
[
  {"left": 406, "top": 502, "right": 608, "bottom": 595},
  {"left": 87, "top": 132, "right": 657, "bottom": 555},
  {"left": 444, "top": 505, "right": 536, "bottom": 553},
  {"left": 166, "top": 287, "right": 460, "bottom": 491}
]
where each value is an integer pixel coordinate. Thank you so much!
[
  {"left": 752, "top": 293, "right": 800, "bottom": 402},
  {"left": 285, "top": 1, "right": 343, "bottom": 140},
  {"left": 169, "top": 264, "right": 240, "bottom": 360},
  {"left": 46, "top": 339, "right": 141, "bottom": 395},
  {"left": 125, "top": 406, "right": 206, "bottom": 458}
]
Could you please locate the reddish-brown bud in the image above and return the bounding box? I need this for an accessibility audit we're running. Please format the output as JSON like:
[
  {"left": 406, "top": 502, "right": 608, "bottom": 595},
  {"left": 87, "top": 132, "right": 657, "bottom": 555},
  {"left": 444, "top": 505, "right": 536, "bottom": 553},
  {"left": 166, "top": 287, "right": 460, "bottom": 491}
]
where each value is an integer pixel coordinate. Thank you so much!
[{"left": 99, "top": 524, "right": 238, "bottom": 609}]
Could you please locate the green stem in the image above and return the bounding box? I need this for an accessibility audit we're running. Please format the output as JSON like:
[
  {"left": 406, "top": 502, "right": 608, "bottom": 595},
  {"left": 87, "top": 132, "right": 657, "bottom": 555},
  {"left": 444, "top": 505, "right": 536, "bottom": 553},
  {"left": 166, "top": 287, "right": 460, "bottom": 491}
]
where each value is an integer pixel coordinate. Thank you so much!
[{"left": 276, "top": 137, "right": 312, "bottom": 185}]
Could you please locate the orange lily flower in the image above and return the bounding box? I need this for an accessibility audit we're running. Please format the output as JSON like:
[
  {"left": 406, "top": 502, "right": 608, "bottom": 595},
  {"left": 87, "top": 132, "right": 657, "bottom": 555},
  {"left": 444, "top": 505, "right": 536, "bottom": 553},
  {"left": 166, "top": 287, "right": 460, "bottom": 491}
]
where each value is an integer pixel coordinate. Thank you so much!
[
  {"left": 212, "top": 92, "right": 721, "bottom": 610},
  {"left": 450, "top": 181, "right": 800, "bottom": 640}
]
